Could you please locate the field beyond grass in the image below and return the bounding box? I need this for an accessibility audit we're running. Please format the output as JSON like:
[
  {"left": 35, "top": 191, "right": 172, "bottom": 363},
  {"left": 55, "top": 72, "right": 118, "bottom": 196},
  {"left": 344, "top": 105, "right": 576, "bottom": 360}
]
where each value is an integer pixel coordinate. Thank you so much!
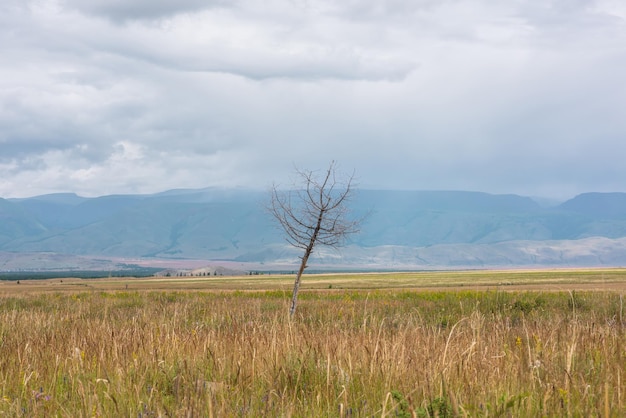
[{"left": 0, "top": 270, "right": 625, "bottom": 416}]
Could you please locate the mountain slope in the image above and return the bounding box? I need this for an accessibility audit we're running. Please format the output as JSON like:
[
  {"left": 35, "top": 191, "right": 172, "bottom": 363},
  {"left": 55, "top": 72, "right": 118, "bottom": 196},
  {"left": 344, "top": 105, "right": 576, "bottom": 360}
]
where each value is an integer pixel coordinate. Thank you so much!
[
  {"left": 2, "top": 189, "right": 626, "bottom": 267},
  {"left": 0, "top": 198, "right": 47, "bottom": 245},
  {"left": 559, "top": 192, "right": 626, "bottom": 219}
]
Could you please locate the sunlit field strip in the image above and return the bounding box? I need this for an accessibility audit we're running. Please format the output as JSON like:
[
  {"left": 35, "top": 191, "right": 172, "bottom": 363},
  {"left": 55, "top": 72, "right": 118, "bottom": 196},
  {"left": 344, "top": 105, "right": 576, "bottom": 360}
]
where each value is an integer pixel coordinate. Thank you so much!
[{"left": 1, "top": 268, "right": 626, "bottom": 293}]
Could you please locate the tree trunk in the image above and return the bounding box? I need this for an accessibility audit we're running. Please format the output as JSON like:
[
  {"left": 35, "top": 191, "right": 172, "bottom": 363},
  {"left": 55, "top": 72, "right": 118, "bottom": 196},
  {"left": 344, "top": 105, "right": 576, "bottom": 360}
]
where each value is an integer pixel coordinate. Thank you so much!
[
  {"left": 289, "top": 212, "right": 323, "bottom": 317},
  {"left": 289, "top": 248, "right": 311, "bottom": 317}
]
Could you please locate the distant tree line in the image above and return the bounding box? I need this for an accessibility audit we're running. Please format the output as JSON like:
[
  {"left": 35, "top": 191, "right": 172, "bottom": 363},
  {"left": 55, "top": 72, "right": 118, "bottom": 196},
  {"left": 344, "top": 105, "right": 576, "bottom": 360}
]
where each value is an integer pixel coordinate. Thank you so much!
[
  {"left": 0, "top": 268, "right": 161, "bottom": 281},
  {"left": 174, "top": 271, "right": 221, "bottom": 277}
]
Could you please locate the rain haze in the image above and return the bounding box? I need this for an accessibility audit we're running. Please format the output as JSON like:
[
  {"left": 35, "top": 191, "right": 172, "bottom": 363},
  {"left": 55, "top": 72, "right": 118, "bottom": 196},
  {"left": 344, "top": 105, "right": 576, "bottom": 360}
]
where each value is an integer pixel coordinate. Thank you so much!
[{"left": 1, "top": 0, "right": 625, "bottom": 199}]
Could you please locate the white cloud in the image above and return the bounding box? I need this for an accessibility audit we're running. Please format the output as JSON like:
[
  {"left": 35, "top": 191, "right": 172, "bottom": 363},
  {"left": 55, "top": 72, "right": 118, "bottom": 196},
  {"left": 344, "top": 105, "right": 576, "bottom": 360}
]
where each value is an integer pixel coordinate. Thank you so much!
[{"left": 0, "top": 0, "right": 625, "bottom": 198}]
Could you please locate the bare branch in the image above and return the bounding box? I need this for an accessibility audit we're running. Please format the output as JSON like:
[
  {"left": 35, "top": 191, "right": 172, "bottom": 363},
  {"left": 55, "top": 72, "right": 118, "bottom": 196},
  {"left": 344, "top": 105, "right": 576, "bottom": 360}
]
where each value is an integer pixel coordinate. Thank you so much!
[{"left": 268, "top": 161, "right": 361, "bottom": 316}]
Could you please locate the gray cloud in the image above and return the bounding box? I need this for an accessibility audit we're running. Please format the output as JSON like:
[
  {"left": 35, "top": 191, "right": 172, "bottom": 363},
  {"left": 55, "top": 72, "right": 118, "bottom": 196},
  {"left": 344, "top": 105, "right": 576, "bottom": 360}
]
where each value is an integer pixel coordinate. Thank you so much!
[
  {"left": 63, "top": 0, "right": 225, "bottom": 22},
  {"left": 0, "top": 0, "right": 625, "bottom": 198}
]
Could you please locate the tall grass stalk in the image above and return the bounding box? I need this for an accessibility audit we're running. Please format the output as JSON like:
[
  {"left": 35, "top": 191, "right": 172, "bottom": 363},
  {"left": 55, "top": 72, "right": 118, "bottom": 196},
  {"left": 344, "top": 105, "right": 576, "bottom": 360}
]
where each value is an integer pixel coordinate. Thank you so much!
[{"left": 0, "top": 290, "right": 624, "bottom": 416}]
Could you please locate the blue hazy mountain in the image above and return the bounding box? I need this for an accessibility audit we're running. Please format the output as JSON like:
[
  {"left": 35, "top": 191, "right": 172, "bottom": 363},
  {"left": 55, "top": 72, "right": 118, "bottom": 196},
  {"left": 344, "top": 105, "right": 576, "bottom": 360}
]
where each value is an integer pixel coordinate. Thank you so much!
[
  {"left": 0, "top": 198, "right": 47, "bottom": 245},
  {"left": 2, "top": 189, "right": 626, "bottom": 267},
  {"left": 558, "top": 192, "right": 626, "bottom": 220}
]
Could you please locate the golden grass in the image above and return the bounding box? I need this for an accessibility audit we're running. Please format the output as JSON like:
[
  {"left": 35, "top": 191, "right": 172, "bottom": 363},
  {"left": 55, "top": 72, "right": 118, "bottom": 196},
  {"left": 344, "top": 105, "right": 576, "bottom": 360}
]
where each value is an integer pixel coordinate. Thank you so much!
[{"left": 0, "top": 277, "right": 625, "bottom": 416}]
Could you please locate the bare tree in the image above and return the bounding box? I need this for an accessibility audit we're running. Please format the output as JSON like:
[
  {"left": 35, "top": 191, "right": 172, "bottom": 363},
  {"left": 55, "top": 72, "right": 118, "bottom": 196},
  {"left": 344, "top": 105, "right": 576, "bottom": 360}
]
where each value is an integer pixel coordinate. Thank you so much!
[{"left": 269, "top": 161, "right": 361, "bottom": 317}]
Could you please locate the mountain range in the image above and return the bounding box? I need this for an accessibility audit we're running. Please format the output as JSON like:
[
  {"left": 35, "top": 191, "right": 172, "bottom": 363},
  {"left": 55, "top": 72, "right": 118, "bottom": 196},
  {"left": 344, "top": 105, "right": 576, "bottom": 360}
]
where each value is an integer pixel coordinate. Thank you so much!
[{"left": 1, "top": 188, "right": 626, "bottom": 271}]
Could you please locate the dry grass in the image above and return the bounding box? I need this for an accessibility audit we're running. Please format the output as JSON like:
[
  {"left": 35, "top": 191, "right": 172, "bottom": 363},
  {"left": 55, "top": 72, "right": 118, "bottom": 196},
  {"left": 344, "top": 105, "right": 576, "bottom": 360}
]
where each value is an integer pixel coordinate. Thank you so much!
[{"left": 0, "top": 284, "right": 624, "bottom": 416}]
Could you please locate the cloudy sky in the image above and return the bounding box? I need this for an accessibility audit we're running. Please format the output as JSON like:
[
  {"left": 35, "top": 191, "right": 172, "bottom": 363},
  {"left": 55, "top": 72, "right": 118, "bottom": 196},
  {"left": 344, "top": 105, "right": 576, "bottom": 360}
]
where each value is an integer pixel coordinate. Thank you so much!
[{"left": 1, "top": 0, "right": 625, "bottom": 199}]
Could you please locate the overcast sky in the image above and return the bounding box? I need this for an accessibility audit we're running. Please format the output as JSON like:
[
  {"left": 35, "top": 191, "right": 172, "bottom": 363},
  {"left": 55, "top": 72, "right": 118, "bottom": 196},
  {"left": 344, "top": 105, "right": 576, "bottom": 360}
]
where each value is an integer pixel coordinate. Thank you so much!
[{"left": 1, "top": 0, "right": 625, "bottom": 199}]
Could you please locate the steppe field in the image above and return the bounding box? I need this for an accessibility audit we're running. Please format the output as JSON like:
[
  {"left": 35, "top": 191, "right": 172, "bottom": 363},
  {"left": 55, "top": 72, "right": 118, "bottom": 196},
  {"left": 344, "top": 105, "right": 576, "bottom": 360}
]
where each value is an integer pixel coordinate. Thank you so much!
[{"left": 1, "top": 269, "right": 625, "bottom": 417}]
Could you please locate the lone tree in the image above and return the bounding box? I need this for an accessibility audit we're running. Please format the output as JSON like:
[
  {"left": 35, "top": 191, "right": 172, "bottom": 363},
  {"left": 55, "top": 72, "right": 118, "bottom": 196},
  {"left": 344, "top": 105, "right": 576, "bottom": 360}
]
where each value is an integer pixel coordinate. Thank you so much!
[{"left": 269, "top": 161, "right": 361, "bottom": 317}]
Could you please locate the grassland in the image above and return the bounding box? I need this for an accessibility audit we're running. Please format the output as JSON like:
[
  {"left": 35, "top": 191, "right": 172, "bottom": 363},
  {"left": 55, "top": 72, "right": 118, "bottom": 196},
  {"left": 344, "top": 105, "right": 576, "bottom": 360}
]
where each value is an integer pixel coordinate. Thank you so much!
[{"left": 0, "top": 269, "right": 625, "bottom": 416}]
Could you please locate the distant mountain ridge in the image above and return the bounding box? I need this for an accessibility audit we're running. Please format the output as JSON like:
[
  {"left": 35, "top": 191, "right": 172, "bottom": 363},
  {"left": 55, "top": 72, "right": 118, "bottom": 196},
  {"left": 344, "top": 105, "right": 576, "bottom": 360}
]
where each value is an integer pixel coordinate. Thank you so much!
[{"left": 1, "top": 189, "right": 626, "bottom": 269}]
